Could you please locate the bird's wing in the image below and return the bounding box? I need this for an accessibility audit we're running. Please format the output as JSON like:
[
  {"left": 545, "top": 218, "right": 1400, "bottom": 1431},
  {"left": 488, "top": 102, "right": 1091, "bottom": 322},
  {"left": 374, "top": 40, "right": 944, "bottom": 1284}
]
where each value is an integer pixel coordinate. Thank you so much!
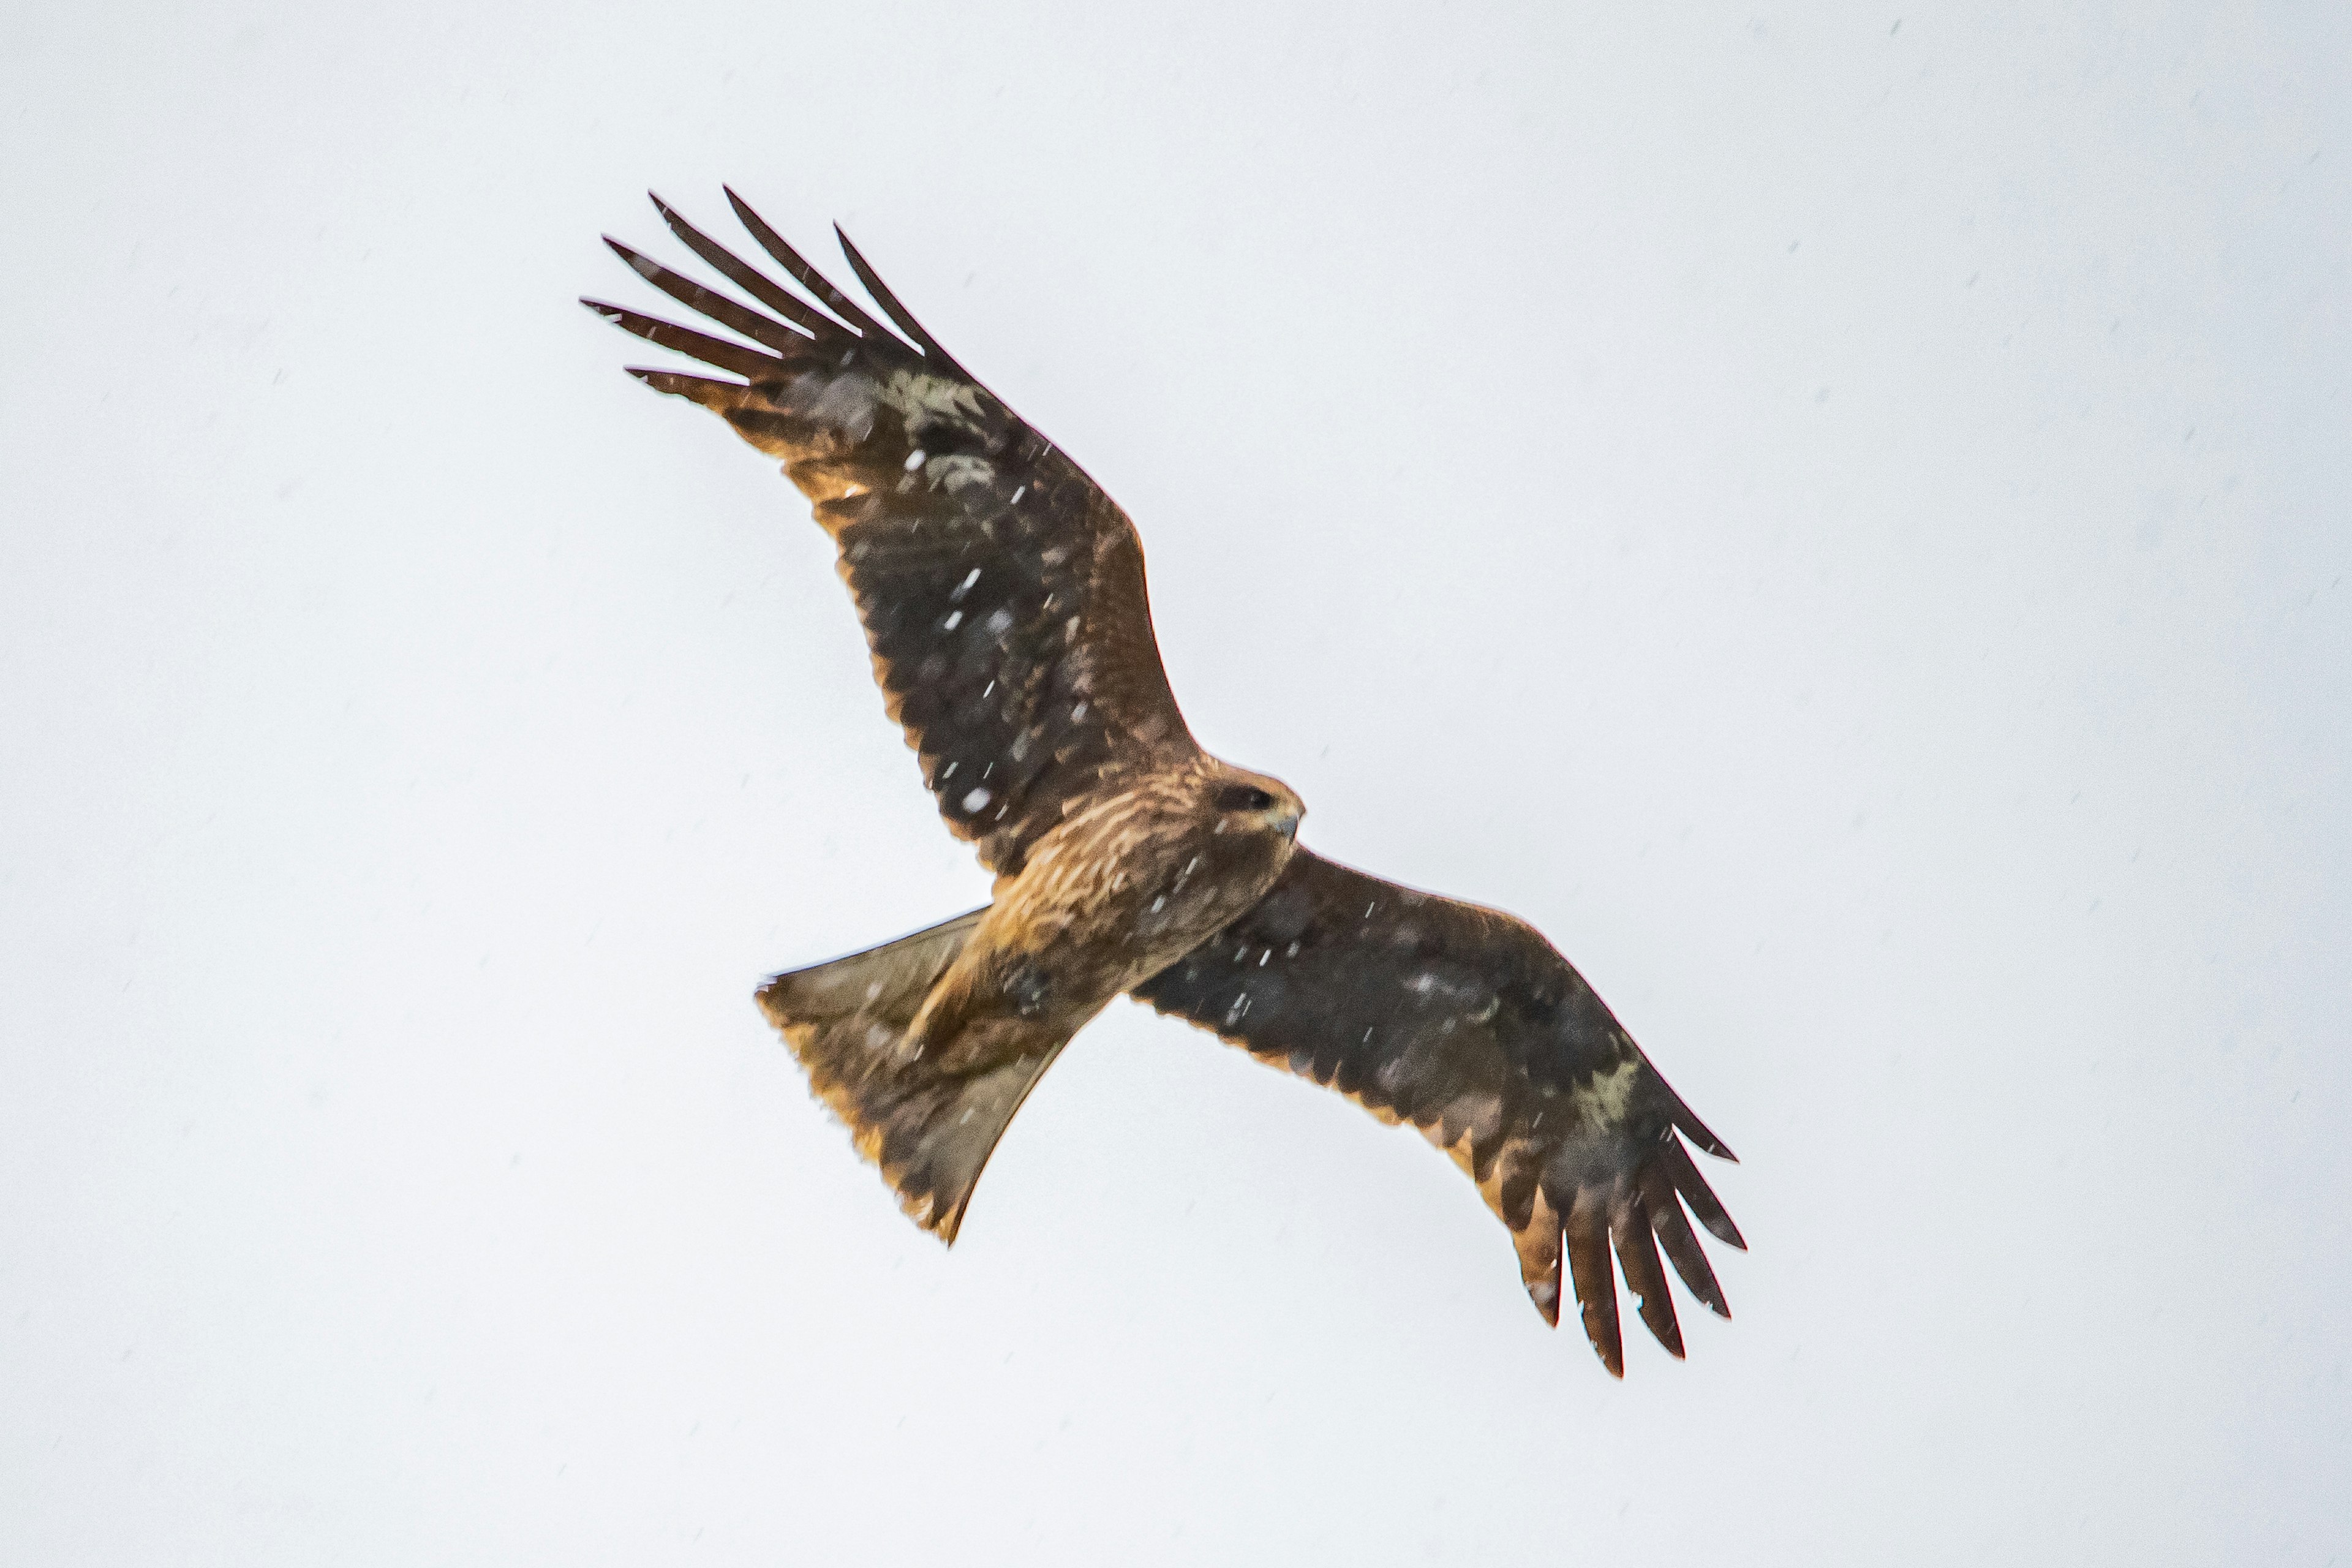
[
  {"left": 586, "top": 191, "right": 1196, "bottom": 876},
  {"left": 1131, "top": 848, "right": 1743, "bottom": 1376}
]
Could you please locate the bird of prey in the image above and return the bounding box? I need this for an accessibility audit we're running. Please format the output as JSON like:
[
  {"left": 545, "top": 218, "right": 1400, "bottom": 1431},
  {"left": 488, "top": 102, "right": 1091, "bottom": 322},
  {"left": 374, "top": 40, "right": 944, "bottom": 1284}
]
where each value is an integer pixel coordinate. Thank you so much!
[{"left": 584, "top": 190, "right": 1744, "bottom": 1376}]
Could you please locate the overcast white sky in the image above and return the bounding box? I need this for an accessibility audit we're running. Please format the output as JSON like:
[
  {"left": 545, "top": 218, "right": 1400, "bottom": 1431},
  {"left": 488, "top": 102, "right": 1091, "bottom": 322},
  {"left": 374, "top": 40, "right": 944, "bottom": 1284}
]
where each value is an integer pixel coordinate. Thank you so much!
[{"left": 4, "top": 1, "right": 2347, "bottom": 1562}]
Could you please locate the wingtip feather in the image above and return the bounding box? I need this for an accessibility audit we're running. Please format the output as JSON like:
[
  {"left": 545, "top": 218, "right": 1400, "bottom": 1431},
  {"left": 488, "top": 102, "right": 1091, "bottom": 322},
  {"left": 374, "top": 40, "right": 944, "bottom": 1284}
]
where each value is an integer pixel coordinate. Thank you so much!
[
  {"left": 1642, "top": 1164, "right": 1733, "bottom": 1319},
  {"left": 1614, "top": 1215, "right": 1686, "bottom": 1359},
  {"left": 832, "top": 223, "right": 967, "bottom": 372},
  {"left": 1564, "top": 1200, "right": 1624, "bottom": 1378},
  {"left": 624, "top": 367, "right": 750, "bottom": 404},
  {"left": 1665, "top": 1136, "right": 1747, "bottom": 1250},
  {"left": 1668, "top": 1090, "right": 1738, "bottom": 1163},
  {"left": 724, "top": 189, "right": 896, "bottom": 342},
  {"left": 1510, "top": 1194, "right": 1564, "bottom": 1328}
]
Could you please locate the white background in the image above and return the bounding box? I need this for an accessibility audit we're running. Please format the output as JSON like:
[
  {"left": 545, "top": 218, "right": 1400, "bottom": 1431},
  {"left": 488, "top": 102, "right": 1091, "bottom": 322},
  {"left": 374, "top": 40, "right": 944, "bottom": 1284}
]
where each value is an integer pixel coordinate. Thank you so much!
[{"left": 4, "top": 2, "right": 2346, "bottom": 1562}]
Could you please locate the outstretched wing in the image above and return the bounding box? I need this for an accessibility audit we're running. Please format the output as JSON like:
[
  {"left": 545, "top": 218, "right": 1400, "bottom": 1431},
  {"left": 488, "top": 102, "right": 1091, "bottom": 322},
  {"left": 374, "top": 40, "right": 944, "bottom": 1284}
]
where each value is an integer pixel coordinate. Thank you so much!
[
  {"left": 585, "top": 190, "right": 1196, "bottom": 876},
  {"left": 1132, "top": 848, "right": 1744, "bottom": 1376}
]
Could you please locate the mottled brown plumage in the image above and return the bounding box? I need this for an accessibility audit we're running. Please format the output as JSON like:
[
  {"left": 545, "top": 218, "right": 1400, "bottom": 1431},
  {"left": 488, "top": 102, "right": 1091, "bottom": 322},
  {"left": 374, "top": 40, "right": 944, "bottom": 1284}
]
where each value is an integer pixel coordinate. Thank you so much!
[{"left": 588, "top": 192, "right": 1743, "bottom": 1373}]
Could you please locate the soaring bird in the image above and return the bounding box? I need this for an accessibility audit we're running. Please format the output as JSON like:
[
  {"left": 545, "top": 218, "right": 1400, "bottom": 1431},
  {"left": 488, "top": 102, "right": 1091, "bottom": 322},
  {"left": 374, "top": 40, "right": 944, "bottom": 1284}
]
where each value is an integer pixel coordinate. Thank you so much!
[{"left": 585, "top": 192, "right": 1744, "bottom": 1376}]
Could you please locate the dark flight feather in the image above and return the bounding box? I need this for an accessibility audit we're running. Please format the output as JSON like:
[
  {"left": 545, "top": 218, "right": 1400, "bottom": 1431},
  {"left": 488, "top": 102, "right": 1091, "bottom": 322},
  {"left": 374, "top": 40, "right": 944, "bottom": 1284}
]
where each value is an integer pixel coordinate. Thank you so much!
[
  {"left": 1643, "top": 1165, "right": 1732, "bottom": 1319},
  {"left": 1566, "top": 1195, "right": 1624, "bottom": 1377},
  {"left": 1613, "top": 1208, "right": 1684, "bottom": 1359},
  {"left": 649, "top": 194, "right": 839, "bottom": 339},
  {"left": 832, "top": 223, "right": 973, "bottom": 379},
  {"left": 601, "top": 238, "right": 812, "bottom": 354},
  {"left": 580, "top": 300, "right": 780, "bottom": 379},
  {"left": 724, "top": 186, "right": 898, "bottom": 342}
]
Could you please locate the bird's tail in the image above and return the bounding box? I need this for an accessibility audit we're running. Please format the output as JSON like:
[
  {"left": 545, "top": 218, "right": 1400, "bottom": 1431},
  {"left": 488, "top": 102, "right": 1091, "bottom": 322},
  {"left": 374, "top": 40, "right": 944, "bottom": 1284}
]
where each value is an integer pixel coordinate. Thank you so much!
[{"left": 756, "top": 910, "right": 1071, "bottom": 1242}]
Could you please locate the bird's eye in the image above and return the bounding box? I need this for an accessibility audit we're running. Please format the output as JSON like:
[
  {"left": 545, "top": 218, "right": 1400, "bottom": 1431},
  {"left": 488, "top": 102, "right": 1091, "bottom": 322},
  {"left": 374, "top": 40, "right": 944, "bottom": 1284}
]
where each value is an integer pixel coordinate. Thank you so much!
[{"left": 1217, "top": 784, "right": 1277, "bottom": 813}]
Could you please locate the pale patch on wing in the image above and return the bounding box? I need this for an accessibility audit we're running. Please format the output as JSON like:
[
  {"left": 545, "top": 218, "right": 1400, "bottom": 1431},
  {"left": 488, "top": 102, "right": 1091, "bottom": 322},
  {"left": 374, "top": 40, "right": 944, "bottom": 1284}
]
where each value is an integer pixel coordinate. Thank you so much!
[
  {"left": 923, "top": 453, "right": 996, "bottom": 494},
  {"left": 881, "top": 368, "right": 991, "bottom": 435},
  {"left": 763, "top": 363, "right": 992, "bottom": 461},
  {"left": 1572, "top": 1055, "right": 1643, "bottom": 1128}
]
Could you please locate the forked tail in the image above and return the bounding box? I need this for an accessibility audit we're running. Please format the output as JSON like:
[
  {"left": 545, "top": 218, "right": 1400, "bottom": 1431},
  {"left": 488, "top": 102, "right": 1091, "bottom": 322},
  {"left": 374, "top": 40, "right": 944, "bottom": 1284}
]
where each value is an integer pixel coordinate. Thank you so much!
[{"left": 756, "top": 910, "right": 1071, "bottom": 1242}]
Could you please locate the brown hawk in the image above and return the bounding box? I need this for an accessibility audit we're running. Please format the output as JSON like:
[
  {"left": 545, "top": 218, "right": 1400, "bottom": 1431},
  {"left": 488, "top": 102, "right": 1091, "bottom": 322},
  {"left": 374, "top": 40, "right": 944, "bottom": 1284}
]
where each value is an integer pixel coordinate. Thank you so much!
[{"left": 585, "top": 190, "right": 1744, "bottom": 1376}]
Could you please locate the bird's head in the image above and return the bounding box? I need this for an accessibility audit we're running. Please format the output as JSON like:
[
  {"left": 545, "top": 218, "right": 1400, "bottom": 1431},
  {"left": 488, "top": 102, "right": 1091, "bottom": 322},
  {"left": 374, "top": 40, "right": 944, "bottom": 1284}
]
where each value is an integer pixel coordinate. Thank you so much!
[{"left": 1205, "top": 763, "right": 1304, "bottom": 843}]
